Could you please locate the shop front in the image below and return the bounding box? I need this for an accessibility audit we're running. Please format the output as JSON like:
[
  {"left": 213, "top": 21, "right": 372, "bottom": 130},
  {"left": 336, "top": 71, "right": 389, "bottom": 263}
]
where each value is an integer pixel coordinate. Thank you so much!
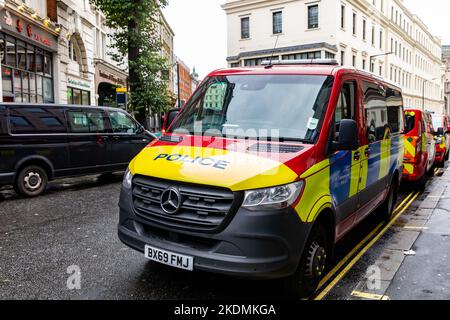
[
  {"left": 67, "top": 77, "right": 91, "bottom": 105},
  {"left": 94, "top": 59, "right": 127, "bottom": 107},
  {"left": 0, "top": 8, "right": 58, "bottom": 103}
]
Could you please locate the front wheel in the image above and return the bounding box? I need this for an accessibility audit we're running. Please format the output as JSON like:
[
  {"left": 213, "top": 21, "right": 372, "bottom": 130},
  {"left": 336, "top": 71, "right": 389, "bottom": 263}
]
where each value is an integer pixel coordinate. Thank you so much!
[
  {"left": 283, "top": 225, "right": 329, "bottom": 298},
  {"left": 14, "top": 165, "right": 48, "bottom": 197}
]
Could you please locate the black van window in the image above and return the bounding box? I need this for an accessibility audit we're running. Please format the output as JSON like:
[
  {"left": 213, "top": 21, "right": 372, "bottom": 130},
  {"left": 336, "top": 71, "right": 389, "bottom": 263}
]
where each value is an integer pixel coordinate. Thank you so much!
[
  {"left": 108, "top": 111, "right": 138, "bottom": 134},
  {"left": 8, "top": 107, "right": 66, "bottom": 134},
  {"left": 363, "top": 81, "right": 388, "bottom": 143},
  {"left": 67, "top": 110, "right": 107, "bottom": 133},
  {"left": 386, "top": 88, "right": 403, "bottom": 134}
]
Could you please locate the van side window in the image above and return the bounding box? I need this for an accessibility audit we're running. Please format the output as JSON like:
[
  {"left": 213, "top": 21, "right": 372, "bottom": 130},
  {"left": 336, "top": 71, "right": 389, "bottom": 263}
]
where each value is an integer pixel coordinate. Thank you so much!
[
  {"left": 335, "top": 81, "right": 356, "bottom": 140},
  {"left": 363, "top": 82, "right": 388, "bottom": 143},
  {"left": 67, "top": 110, "right": 107, "bottom": 133},
  {"left": 9, "top": 107, "right": 66, "bottom": 134},
  {"left": 386, "top": 88, "right": 403, "bottom": 134},
  {"left": 109, "top": 111, "right": 138, "bottom": 134}
]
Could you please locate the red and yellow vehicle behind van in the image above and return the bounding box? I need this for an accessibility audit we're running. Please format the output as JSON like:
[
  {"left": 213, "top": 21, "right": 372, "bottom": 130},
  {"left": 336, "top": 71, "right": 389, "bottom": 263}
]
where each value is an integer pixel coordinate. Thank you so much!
[
  {"left": 403, "top": 109, "right": 436, "bottom": 187},
  {"left": 118, "top": 60, "right": 404, "bottom": 297},
  {"left": 432, "top": 114, "right": 450, "bottom": 167}
]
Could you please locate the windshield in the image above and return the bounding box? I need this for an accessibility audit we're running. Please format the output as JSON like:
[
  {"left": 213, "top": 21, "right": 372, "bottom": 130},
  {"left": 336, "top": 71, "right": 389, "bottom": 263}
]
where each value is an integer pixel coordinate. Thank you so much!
[
  {"left": 168, "top": 74, "right": 334, "bottom": 143},
  {"left": 432, "top": 115, "right": 443, "bottom": 130}
]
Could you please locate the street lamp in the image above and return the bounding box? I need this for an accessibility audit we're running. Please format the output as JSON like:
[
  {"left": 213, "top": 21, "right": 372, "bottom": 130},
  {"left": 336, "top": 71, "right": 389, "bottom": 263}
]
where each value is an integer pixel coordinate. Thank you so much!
[
  {"left": 422, "top": 77, "right": 438, "bottom": 111},
  {"left": 369, "top": 52, "right": 394, "bottom": 72}
]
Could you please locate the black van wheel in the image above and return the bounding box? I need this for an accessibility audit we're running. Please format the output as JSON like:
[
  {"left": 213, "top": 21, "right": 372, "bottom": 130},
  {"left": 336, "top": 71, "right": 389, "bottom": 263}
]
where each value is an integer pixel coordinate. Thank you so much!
[
  {"left": 378, "top": 180, "right": 398, "bottom": 221},
  {"left": 284, "top": 225, "right": 329, "bottom": 298},
  {"left": 15, "top": 166, "right": 48, "bottom": 197}
]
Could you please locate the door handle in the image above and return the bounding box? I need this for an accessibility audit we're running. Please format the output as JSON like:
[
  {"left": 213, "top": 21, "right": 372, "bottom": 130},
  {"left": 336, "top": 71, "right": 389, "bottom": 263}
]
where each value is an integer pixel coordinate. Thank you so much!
[
  {"left": 354, "top": 151, "right": 361, "bottom": 161},
  {"left": 364, "top": 147, "right": 371, "bottom": 157}
]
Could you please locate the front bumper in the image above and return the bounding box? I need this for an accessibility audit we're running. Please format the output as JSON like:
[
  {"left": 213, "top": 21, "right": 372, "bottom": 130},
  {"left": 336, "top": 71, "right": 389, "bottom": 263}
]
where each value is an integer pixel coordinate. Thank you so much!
[{"left": 118, "top": 187, "right": 312, "bottom": 279}]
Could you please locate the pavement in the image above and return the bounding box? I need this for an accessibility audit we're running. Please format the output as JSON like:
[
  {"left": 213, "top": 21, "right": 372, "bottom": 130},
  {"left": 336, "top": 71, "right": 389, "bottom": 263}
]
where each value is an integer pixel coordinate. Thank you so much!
[{"left": 0, "top": 167, "right": 449, "bottom": 300}]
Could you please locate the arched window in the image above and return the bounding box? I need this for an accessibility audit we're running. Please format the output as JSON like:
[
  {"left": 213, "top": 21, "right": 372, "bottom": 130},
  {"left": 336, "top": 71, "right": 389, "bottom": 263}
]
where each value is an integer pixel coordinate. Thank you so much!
[{"left": 68, "top": 37, "right": 81, "bottom": 65}]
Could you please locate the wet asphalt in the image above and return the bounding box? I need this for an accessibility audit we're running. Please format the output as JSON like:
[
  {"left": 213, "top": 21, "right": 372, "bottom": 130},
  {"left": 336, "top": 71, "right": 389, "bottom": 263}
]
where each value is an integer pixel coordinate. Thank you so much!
[{"left": 0, "top": 172, "right": 441, "bottom": 300}]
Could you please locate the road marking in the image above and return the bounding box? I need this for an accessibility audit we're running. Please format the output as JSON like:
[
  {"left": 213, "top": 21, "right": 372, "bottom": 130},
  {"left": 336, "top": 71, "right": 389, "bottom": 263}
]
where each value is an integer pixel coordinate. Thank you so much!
[
  {"left": 403, "top": 226, "right": 428, "bottom": 230},
  {"left": 315, "top": 191, "right": 415, "bottom": 292},
  {"left": 314, "top": 191, "right": 420, "bottom": 300},
  {"left": 351, "top": 290, "right": 389, "bottom": 300}
]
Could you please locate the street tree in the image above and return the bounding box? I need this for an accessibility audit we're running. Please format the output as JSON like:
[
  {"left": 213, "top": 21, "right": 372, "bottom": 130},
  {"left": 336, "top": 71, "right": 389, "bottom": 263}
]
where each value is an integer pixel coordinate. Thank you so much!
[{"left": 89, "top": 0, "right": 171, "bottom": 128}]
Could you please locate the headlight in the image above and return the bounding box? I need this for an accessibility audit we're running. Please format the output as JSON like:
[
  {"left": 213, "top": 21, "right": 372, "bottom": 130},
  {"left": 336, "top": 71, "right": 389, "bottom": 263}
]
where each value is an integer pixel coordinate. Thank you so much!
[
  {"left": 242, "top": 181, "right": 304, "bottom": 210},
  {"left": 436, "top": 137, "right": 443, "bottom": 144},
  {"left": 123, "top": 169, "right": 133, "bottom": 189}
]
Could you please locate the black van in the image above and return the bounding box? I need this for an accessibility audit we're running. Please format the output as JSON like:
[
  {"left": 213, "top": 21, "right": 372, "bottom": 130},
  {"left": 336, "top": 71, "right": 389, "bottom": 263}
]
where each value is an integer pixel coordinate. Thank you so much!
[{"left": 0, "top": 104, "right": 156, "bottom": 197}]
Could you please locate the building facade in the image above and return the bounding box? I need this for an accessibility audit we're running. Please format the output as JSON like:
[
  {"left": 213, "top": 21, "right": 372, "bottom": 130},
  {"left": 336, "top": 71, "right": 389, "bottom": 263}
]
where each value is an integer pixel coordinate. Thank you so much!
[
  {"left": 443, "top": 45, "right": 450, "bottom": 115},
  {"left": 176, "top": 58, "right": 192, "bottom": 106},
  {"left": 1, "top": 0, "right": 175, "bottom": 114},
  {"left": 0, "top": 0, "right": 60, "bottom": 103},
  {"left": 223, "top": 0, "right": 445, "bottom": 114}
]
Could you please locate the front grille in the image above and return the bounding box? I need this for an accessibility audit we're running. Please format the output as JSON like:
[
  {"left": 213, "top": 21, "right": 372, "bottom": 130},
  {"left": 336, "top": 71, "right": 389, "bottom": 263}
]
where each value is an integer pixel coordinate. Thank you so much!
[
  {"left": 132, "top": 176, "right": 241, "bottom": 233},
  {"left": 248, "top": 143, "right": 304, "bottom": 153}
]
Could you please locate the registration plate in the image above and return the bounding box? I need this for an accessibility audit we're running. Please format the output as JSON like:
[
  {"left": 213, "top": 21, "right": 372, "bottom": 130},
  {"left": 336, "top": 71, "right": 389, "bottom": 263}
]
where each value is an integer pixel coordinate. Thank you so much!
[{"left": 144, "top": 245, "right": 194, "bottom": 271}]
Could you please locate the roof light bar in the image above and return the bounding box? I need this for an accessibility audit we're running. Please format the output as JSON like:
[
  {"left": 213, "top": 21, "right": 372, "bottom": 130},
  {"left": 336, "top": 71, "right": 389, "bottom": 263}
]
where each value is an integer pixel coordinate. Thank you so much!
[{"left": 261, "top": 59, "right": 339, "bottom": 66}]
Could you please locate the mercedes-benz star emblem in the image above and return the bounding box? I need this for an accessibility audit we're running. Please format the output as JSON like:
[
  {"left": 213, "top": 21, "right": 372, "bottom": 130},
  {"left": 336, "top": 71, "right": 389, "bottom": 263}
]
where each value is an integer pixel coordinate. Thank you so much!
[{"left": 160, "top": 188, "right": 182, "bottom": 214}]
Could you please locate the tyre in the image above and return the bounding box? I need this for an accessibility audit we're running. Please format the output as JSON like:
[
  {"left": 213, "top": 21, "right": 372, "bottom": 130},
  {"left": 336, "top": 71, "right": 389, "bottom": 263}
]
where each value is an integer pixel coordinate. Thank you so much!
[
  {"left": 378, "top": 178, "right": 398, "bottom": 221},
  {"left": 416, "top": 173, "right": 427, "bottom": 191},
  {"left": 14, "top": 165, "right": 48, "bottom": 197},
  {"left": 284, "top": 225, "right": 329, "bottom": 298},
  {"left": 445, "top": 151, "right": 449, "bottom": 162}
]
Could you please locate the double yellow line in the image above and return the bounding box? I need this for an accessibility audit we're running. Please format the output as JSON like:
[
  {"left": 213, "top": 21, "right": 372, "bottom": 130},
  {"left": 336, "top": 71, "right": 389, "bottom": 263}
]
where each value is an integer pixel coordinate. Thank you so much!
[{"left": 312, "top": 190, "right": 420, "bottom": 300}]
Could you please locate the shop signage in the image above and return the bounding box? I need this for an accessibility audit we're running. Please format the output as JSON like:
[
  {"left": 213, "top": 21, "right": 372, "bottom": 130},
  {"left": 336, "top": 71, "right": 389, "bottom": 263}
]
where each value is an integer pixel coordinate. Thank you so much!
[
  {"left": 1, "top": 9, "right": 58, "bottom": 51},
  {"left": 68, "top": 78, "right": 91, "bottom": 90},
  {"left": 99, "top": 70, "right": 127, "bottom": 86}
]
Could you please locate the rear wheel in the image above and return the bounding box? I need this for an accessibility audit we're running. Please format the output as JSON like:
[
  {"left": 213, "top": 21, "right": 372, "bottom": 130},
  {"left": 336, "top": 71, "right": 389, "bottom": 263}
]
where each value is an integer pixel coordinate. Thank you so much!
[
  {"left": 14, "top": 165, "right": 48, "bottom": 197},
  {"left": 445, "top": 151, "right": 449, "bottom": 162},
  {"left": 378, "top": 178, "right": 398, "bottom": 221},
  {"left": 284, "top": 225, "right": 329, "bottom": 298}
]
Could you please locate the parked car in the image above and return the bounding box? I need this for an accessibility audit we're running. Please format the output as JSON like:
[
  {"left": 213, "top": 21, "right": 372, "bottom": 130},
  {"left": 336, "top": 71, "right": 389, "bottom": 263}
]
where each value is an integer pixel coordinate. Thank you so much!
[
  {"left": 431, "top": 114, "right": 450, "bottom": 167},
  {"left": 0, "top": 104, "right": 156, "bottom": 197},
  {"left": 118, "top": 60, "right": 404, "bottom": 297},
  {"left": 402, "top": 109, "right": 436, "bottom": 188}
]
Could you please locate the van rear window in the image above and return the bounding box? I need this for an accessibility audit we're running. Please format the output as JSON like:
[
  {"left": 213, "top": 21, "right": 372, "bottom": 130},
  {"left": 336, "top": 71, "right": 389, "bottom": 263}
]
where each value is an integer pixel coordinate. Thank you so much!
[
  {"left": 8, "top": 107, "right": 67, "bottom": 134},
  {"left": 404, "top": 114, "right": 415, "bottom": 134}
]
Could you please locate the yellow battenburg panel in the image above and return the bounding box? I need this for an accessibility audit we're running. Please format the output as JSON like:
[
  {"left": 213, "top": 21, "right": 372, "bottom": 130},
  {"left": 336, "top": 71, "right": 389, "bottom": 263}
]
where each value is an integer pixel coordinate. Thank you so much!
[
  {"left": 404, "top": 163, "right": 414, "bottom": 175},
  {"left": 422, "top": 133, "right": 427, "bottom": 153},
  {"left": 349, "top": 147, "right": 364, "bottom": 198},
  {"left": 379, "top": 139, "right": 391, "bottom": 179},
  {"left": 296, "top": 159, "right": 332, "bottom": 223},
  {"left": 128, "top": 146, "right": 298, "bottom": 191},
  {"left": 404, "top": 137, "right": 416, "bottom": 158},
  {"left": 359, "top": 145, "right": 369, "bottom": 192}
]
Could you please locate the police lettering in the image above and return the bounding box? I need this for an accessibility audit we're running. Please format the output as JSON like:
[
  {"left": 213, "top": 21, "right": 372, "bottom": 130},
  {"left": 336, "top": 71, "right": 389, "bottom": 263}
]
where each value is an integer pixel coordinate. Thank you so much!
[{"left": 154, "top": 154, "right": 230, "bottom": 170}]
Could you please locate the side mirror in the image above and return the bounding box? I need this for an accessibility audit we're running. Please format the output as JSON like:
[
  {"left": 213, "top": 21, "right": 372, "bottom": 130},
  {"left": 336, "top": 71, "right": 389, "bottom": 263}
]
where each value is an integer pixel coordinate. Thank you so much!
[
  {"left": 436, "top": 127, "right": 444, "bottom": 137},
  {"left": 145, "top": 130, "right": 158, "bottom": 141},
  {"left": 162, "top": 108, "right": 180, "bottom": 132},
  {"left": 332, "top": 119, "right": 359, "bottom": 151}
]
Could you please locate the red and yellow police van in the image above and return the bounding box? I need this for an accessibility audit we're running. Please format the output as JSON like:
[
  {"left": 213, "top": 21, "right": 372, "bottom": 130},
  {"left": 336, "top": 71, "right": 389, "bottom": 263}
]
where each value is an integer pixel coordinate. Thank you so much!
[
  {"left": 118, "top": 60, "right": 404, "bottom": 296},
  {"left": 403, "top": 109, "right": 436, "bottom": 187},
  {"left": 432, "top": 114, "right": 450, "bottom": 167}
]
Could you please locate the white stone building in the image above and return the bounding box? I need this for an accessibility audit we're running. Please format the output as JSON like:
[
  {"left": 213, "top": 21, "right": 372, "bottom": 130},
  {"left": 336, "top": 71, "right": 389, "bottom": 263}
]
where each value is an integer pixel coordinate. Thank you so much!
[
  {"left": 443, "top": 45, "right": 450, "bottom": 115},
  {"left": 223, "top": 0, "right": 445, "bottom": 114}
]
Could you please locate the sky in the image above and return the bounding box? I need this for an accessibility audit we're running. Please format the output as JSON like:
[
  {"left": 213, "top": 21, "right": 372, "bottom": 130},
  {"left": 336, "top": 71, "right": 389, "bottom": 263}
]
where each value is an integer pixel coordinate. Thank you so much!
[{"left": 163, "top": 0, "right": 450, "bottom": 79}]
